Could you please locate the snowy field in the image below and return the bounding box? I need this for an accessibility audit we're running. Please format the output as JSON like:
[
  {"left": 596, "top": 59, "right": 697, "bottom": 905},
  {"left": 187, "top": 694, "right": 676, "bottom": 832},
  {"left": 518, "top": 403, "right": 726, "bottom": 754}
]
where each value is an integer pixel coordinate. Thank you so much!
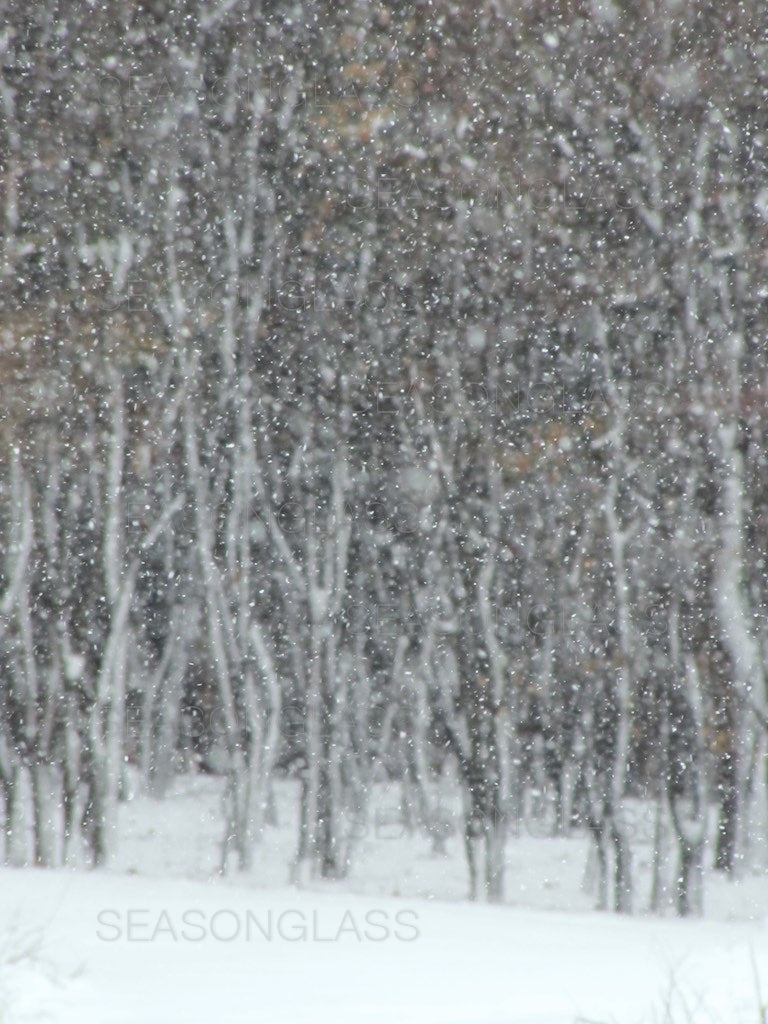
[
  {"left": 108, "top": 776, "right": 768, "bottom": 923},
  {"left": 3, "top": 868, "right": 768, "bottom": 1024},
  {"left": 2, "top": 775, "right": 767, "bottom": 1023}
]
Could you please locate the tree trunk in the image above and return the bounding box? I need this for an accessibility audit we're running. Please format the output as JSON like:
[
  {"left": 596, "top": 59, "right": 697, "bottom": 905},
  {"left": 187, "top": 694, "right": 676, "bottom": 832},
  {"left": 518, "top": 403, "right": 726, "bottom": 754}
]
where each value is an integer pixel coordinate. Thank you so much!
[
  {"left": 31, "top": 761, "right": 56, "bottom": 867},
  {"left": 0, "top": 763, "right": 24, "bottom": 866}
]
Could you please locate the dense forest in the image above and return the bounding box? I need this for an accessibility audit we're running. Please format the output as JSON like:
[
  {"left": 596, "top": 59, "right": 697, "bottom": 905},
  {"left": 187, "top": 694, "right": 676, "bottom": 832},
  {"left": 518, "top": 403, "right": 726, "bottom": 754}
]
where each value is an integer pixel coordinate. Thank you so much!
[{"left": 1, "top": 0, "right": 768, "bottom": 918}]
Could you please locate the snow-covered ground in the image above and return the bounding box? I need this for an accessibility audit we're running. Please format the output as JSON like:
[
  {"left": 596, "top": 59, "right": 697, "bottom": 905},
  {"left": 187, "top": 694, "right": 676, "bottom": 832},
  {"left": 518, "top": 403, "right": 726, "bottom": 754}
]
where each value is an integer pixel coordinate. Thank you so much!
[
  {"left": 114, "top": 775, "right": 768, "bottom": 922},
  {"left": 3, "top": 775, "right": 768, "bottom": 1022},
  {"left": 2, "top": 868, "right": 767, "bottom": 1024}
]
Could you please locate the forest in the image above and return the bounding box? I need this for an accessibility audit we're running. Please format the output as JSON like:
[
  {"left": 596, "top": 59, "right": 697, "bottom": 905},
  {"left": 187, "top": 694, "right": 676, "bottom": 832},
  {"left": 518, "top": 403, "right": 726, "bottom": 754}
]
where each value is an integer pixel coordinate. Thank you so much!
[{"left": 1, "top": 0, "right": 767, "bottom": 922}]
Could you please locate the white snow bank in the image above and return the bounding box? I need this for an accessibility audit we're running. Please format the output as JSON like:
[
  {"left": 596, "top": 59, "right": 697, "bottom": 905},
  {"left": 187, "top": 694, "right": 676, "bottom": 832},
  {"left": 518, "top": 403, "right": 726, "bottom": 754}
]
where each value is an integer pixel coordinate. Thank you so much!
[{"left": 1, "top": 867, "right": 766, "bottom": 1024}]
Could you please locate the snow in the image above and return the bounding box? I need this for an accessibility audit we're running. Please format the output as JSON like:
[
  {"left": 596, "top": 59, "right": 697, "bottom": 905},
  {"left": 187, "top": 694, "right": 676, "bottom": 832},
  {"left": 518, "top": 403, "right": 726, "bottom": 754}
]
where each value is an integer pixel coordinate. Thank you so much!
[
  {"left": 5, "top": 4, "right": 768, "bottom": 1019},
  {"left": 2, "top": 867, "right": 766, "bottom": 1024},
  {"left": 111, "top": 775, "right": 768, "bottom": 923},
  {"left": 2, "top": 777, "right": 767, "bottom": 1023}
]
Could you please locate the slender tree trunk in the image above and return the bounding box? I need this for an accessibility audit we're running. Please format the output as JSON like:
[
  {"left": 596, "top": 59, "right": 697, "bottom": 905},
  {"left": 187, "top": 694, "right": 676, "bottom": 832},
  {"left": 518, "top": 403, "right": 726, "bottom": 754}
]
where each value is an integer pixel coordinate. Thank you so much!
[
  {"left": 31, "top": 761, "right": 56, "bottom": 867},
  {"left": 0, "top": 762, "right": 23, "bottom": 866}
]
